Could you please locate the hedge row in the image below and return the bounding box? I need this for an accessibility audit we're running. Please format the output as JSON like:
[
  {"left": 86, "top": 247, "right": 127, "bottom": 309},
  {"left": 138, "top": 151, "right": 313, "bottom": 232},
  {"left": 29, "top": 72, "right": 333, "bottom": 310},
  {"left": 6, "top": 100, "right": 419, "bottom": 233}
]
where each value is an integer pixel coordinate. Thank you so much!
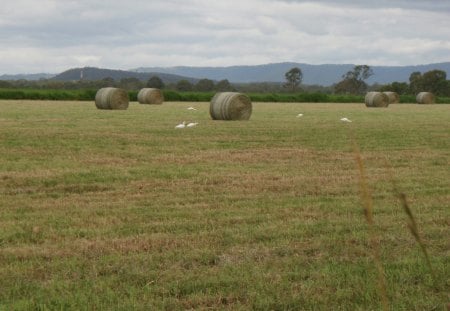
[
  {"left": 0, "top": 89, "right": 364, "bottom": 103},
  {"left": 0, "top": 88, "right": 449, "bottom": 103},
  {"left": 0, "top": 89, "right": 97, "bottom": 101}
]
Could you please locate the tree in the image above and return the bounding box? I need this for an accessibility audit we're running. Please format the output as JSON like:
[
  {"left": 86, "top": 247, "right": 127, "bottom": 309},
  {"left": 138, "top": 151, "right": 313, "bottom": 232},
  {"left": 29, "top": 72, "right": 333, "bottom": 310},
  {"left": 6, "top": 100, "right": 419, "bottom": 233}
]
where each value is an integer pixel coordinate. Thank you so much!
[
  {"left": 147, "top": 76, "right": 165, "bottom": 89},
  {"left": 409, "top": 71, "right": 422, "bottom": 94},
  {"left": 215, "top": 79, "right": 233, "bottom": 91},
  {"left": 445, "top": 80, "right": 450, "bottom": 97},
  {"left": 0, "top": 80, "right": 12, "bottom": 88},
  {"left": 284, "top": 67, "right": 302, "bottom": 92},
  {"left": 176, "top": 79, "right": 193, "bottom": 91},
  {"left": 379, "top": 81, "right": 409, "bottom": 95},
  {"left": 335, "top": 65, "right": 373, "bottom": 94},
  {"left": 390, "top": 82, "right": 409, "bottom": 95},
  {"left": 421, "top": 70, "right": 447, "bottom": 95},
  {"left": 343, "top": 65, "right": 373, "bottom": 81},
  {"left": 119, "top": 77, "right": 143, "bottom": 90},
  {"left": 195, "top": 79, "right": 215, "bottom": 92},
  {"left": 334, "top": 78, "right": 359, "bottom": 94},
  {"left": 97, "top": 77, "right": 116, "bottom": 88}
]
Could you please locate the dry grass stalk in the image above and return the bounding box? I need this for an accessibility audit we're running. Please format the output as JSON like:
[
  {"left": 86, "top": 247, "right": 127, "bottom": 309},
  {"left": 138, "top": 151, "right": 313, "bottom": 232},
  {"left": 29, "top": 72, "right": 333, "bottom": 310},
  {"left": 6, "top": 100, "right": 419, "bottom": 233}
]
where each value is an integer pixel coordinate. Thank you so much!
[
  {"left": 416, "top": 92, "right": 435, "bottom": 105},
  {"left": 137, "top": 88, "right": 164, "bottom": 105},
  {"left": 95, "top": 87, "right": 129, "bottom": 110},
  {"left": 351, "top": 133, "right": 389, "bottom": 311},
  {"left": 365, "top": 92, "right": 389, "bottom": 108},
  {"left": 383, "top": 160, "right": 437, "bottom": 284},
  {"left": 210, "top": 92, "right": 252, "bottom": 120}
]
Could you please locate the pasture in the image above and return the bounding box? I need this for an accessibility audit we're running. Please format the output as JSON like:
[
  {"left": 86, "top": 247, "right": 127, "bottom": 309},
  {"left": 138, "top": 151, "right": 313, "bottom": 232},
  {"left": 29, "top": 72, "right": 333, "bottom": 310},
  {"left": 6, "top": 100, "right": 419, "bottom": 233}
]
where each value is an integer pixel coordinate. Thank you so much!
[{"left": 0, "top": 100, "right": 449, "bottom": 310}]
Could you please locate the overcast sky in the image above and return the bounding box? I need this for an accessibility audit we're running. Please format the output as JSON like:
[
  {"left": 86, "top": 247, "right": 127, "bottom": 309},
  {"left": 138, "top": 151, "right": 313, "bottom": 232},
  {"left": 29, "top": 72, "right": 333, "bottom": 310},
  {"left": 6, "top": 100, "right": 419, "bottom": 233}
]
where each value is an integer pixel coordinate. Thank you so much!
[{"left": 1, "top": 0, "right": 449, "bottom": 74}]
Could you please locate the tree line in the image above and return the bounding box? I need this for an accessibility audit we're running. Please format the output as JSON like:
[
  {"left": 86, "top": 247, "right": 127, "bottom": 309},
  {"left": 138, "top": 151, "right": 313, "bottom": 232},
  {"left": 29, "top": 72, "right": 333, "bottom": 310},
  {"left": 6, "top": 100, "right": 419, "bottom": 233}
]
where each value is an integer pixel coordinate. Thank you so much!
[
  {"left": 380, "top": 70, "right": 450, "bottom": 96},
  {"left": 0, "top": 66, "right": 449, "bottom": 96},
  {"left": 0, "top": 76, "right": 235, "bottom": 93},
  {"left": 284, "top": 65, "right": 450, "bottom": 96}
]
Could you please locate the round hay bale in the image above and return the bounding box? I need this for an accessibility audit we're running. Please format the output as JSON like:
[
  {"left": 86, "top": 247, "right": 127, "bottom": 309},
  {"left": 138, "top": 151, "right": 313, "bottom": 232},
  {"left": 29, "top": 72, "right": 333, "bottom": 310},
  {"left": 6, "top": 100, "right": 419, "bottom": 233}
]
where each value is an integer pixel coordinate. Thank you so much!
[
  {"left": 383, "top": 91, "right": 400, "bottom": 104},
  {"left": 95, "top": 87, "right": 129, "bottom": 110},
  {"left": 365, "top": 92, "right": 389, "bottom": 108},
  {"left": 210, "top": 92, "right": 252, "bottom": 120},
  {"left": 416, "top": 92, "right": 435, "bottom": 104},
  {"left": 137, "top": 88, "right": 164, "bottom": 105}
]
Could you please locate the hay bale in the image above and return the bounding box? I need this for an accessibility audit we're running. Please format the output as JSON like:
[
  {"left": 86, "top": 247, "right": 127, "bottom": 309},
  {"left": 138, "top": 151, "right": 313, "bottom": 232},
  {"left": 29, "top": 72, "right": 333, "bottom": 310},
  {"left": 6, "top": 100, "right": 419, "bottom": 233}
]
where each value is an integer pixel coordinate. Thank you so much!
[
  {"left": 365, "top": 92, "right": 389, "bottom": 108},
  {"left": 383, "top": 91, "right": 400, "bottom": 104},
  {"left": 210, "top": 92, "right": 252, "bottom": 120},
  {"left": 416, "top": 92, "right": 435, "bottom": 104},
  {"left": 137, "top": 88, "right": 164, "bottom": 105},
  {"left": 95, "top": 87, "right": 129, "bottom": 110}
]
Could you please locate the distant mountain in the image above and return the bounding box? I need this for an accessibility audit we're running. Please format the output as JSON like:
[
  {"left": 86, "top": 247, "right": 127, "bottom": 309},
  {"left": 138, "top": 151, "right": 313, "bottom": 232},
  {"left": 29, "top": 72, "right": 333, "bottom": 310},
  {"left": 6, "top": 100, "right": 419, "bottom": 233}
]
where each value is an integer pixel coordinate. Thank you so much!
[
  {"left": 0, "top": 73, "right": 55, "bottom": 80},
  {"left": 4, "top": 62, "right": 450, "bottom": 86},
  {"left": 52, "top": 67, "right": 198, "bottom": 84},
  {"left": 133, "top": 62, "right": 450, "bottom": 86}
]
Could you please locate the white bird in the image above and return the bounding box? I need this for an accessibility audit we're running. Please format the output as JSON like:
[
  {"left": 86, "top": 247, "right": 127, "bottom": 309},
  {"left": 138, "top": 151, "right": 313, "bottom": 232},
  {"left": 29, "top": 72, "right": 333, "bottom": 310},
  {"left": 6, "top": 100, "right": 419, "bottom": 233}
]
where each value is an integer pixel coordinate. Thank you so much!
[
  {"left": 296, "top": 113, "right": 303, "bottom": 117},
  {"left": 340, "top": 117, "right": 352, "bottom": 123},
  {"left": 186, "top": 122, "right": 198, "bottom": 128},
  {"left": 187, "top": 107, "right": 197, "bottom": 110},
  {"left": 175, "top": 121, "right": 186, "bottom": 129}
]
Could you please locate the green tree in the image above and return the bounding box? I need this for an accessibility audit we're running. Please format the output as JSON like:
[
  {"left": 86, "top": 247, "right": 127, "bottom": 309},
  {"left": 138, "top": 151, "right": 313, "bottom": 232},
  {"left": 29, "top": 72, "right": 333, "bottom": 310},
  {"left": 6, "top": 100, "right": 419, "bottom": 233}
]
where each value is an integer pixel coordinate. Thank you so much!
[
  {"left": 97, "top": 77, "right": 116, "bottom": 88},
  {"left": 0, "top": 80, "right": 13, "bottom": 88},
  {"left": 147, "top": 76, "right": 165, "bottom": 89},
  {"left": 378, "top": 81, "right": 409, "bottom": 95},
  {"left": 176, "top": 80, "right": 193, "bottom": 92},
  {"left": 334, "top": 79, "right": 359, "bottom": 94},
  {"left": 335, "top": 65, "right": 373, "bottom": 94},
  {"left": 215, "top": 79, "right": 233, "bottom": 91},
  {"left": 44, "top": 81, "right": 65, "bottom": 89},
  {"left": 119, "top": 77, "right": 143, "bottom": 90},
  {"left": 409, "top": 71, "right": 422, "bottom": 94},
  {"left": 284, "top": 67, "right": 302, "bottom": 92},
  {"left": 445, "top": 80, "right": 450, "bottom": 97},
  {"left": 195, "top": 79, "right": 215, "bottom": 92},
  {"left": 421, "top": 70, "right": 447, "bottom": 95},
  {"left": 345, "top": 65, "right": 373, "bottom": 81}
]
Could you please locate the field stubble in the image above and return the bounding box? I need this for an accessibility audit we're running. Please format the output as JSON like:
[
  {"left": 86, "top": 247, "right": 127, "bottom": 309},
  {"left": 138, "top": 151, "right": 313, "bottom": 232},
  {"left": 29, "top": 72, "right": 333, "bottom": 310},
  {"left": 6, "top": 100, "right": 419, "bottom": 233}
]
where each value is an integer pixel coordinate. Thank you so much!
[{"left": 0, "top": 100, "right": 449, "bottom": 310}]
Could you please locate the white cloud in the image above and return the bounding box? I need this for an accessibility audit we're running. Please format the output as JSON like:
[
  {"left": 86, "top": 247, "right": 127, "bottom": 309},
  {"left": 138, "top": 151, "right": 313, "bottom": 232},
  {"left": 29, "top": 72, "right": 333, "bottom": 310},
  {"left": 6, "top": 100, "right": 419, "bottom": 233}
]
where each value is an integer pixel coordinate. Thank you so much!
[{"left": 0, "top": 0, "right": 449, "bottom": 74}]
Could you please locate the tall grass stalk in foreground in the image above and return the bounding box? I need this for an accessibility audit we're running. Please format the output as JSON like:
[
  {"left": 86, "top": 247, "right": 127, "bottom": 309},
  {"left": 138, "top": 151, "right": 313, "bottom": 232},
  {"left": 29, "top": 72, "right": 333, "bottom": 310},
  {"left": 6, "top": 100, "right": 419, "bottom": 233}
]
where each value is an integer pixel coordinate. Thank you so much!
[
  {"left": 351, "top": 133, "right": 389, "bottom": 311},
  {"left": 385, "top": 164, "right": 449, "bottom": 311},
  {"left": 383, "top": 160, "right": 437, "bottom": 285}
]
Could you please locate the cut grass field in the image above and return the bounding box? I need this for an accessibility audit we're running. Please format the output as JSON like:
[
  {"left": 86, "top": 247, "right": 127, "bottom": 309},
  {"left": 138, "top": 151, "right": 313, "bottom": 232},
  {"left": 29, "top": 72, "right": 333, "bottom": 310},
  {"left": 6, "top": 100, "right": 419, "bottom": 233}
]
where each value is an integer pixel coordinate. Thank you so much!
[{"left": 0, "top": 100, "right": 449, "bottom": 310}]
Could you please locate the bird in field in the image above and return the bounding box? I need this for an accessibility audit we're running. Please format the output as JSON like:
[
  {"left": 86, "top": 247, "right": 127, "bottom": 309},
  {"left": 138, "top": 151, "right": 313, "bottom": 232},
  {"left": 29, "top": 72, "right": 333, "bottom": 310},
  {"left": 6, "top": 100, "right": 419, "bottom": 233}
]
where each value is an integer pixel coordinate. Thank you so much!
[
  {"left": 340, "top": 117, "right": 352, "bottom": 122},
  {"left": 175, "top": 121, "right": 186, "bottom": 129},
  {"left": 187, "top": 107, "right": 197, "bottom": 110},
  {"left": 296, "top": 113, "right": 303, "bottom": 117},
  {"left": 186, "top": 122, "right": 199, "bottom": 128}
]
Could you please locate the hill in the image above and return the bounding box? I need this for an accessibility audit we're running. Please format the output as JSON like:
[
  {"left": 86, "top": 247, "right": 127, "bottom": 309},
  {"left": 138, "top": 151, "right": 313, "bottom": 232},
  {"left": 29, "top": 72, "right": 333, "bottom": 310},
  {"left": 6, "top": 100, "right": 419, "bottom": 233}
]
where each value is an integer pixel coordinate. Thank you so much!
[
  {"left": 133, "top": 62, "right": 450, "bottom": 86},
  {"left": 3, "top": 62, "right": 450, "bottom": 86},
  {"left": 52, "top": 67, "right": 198, "bottom": 84}
]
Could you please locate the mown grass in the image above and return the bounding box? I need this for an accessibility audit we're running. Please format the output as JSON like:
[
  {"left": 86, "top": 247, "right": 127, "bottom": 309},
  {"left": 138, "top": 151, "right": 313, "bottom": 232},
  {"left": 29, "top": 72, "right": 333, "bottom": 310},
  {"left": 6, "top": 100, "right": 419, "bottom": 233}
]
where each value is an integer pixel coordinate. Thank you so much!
[{"left": 0, "top": 100, "right": 449, "bottom": 310}]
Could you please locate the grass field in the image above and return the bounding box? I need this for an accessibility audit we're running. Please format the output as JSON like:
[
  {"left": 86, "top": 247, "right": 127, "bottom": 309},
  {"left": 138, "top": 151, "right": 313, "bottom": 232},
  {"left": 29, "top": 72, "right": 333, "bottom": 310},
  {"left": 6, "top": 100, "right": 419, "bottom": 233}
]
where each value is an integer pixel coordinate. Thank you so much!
[{"left": 0, "top": 100, "right": 449, "bottom": 310}]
